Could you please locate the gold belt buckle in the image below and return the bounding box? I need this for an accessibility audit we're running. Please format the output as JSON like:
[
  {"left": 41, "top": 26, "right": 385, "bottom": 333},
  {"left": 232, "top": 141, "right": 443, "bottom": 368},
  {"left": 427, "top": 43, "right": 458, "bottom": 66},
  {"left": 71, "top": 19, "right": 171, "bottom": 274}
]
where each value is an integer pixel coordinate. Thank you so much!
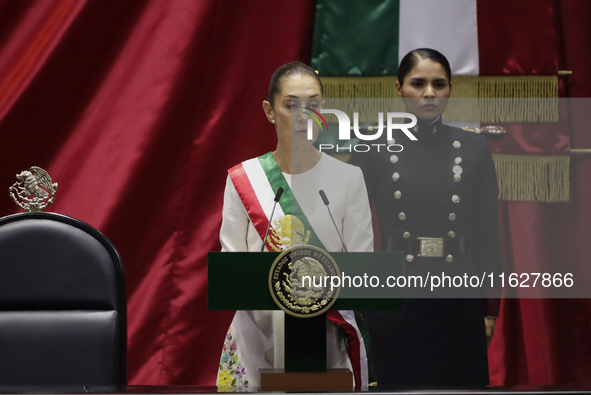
[{"left": 417, "top": 237, "right": 444, "bottom": 258}]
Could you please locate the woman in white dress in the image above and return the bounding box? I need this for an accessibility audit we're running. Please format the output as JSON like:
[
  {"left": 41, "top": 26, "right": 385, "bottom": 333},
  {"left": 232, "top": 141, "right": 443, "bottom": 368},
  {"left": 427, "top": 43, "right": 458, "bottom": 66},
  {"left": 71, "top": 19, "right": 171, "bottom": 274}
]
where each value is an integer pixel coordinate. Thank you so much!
[{"left": 216, "top": 61, "right": 373, "bottom": 390}]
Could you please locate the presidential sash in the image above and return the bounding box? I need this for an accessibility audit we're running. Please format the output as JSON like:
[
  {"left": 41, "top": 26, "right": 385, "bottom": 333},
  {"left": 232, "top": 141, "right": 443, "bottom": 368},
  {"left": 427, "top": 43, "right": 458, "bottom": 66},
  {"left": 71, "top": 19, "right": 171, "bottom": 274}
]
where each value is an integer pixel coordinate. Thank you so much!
[
  {"left": 228, "top": 152, "right": 367, "bottom": 389},
  {"left": 228, "top": 152, "right": 325, "bottom": 252}
]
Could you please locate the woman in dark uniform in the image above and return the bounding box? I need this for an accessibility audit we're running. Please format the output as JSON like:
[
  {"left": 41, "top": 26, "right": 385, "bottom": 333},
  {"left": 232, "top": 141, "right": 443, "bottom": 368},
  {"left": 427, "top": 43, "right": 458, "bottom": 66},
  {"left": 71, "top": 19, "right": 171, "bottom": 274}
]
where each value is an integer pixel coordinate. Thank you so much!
[{"left": 349, "top": 48, "right": 502, "bottom": 388}]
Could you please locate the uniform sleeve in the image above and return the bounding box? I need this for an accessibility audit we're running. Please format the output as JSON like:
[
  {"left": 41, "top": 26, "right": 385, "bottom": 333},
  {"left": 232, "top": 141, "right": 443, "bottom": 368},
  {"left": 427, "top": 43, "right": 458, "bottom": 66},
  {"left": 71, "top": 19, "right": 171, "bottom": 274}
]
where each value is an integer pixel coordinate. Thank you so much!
[
  {"left": 219, "top": 174, "right": 250, "bottom": 252},
  {"left": 342, "top": 167, "right": 374, "bottom": 253},
  {"left": 470, "top": 139, "right": 503, "bottom": 316}
]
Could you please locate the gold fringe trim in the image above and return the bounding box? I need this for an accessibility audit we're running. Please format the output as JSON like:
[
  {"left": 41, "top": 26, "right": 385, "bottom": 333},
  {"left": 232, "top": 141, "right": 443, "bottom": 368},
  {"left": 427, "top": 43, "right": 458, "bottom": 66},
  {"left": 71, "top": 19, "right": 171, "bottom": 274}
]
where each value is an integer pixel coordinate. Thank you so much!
[
  {"left": 320, "top": 76, "right": 558, "bottom": 123},
  {"left": 449, "top": 76, "right": 558, "bottom": 123},
  {"left": 492, "top": 154, "right": 569, "bottom": 202},
  {"left": 323, "top": 76, "right": 399, "bottom": 98}
]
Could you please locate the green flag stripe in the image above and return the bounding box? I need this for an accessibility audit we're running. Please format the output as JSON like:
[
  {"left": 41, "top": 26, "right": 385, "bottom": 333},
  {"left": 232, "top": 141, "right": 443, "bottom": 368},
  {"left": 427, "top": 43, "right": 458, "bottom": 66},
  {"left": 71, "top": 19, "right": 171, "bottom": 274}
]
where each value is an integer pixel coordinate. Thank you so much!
[
  {"left": 311, "top": 0, "right": 401, "bottom": 76},
  {"left": 257, "top": 152, "right": 291, "bottom": 213}
]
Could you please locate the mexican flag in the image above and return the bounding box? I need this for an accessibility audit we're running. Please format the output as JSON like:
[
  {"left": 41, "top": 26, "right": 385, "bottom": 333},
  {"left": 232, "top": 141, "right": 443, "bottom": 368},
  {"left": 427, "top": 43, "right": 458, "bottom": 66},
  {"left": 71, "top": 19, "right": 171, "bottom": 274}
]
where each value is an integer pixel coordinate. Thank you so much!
[{"left": 311, "top": 0, "right": 568, "bottom": 202}]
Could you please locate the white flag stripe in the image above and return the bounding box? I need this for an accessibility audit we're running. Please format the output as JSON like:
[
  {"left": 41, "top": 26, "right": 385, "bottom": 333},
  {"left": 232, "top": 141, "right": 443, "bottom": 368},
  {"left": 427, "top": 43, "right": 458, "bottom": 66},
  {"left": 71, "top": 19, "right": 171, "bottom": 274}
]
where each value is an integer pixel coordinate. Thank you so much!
[
  {"left": 398, "top": 0, "right": 479, "bottom": 75},
  {"left": 242, "top": 158, "right": 286, "bottom": 227}
]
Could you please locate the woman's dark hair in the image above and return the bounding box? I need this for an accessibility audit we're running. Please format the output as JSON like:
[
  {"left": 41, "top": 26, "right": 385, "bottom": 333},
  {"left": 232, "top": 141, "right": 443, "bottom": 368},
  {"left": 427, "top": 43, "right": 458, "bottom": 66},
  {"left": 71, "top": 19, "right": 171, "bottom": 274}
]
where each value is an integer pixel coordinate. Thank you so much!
[
  {"left": 268, "top": 61, "right": 323, "bottom": 107},
  {"left": 397, "top": 48, "right": 452, "bottom": 86}
]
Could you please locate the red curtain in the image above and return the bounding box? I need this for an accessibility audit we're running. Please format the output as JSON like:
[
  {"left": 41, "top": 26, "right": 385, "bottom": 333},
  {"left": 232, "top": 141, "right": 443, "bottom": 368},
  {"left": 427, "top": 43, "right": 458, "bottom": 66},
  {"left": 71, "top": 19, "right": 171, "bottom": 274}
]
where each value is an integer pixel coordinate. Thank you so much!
[
  {"left": 487, "top": 0, "right": 591, "bottom": 386},
  {"left": 0, "top": 0, "right": 315, "bottom": 385},
  {"left": 477, "top": 0, "right": 558, "bottom": 76},
  {"left": 1, "top": 0, "right": 590, "bottom": 387}
]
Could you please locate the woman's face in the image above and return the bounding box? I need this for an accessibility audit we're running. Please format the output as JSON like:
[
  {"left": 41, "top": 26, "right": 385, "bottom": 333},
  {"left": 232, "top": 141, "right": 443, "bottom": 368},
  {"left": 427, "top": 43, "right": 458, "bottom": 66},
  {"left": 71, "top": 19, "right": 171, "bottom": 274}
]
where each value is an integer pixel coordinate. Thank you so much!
[
  {"left": 263, "top": 73, "right": 323, "bottom": 148},
  {"left": 396, "top": 58, "right": 451, "bottom": 122}
]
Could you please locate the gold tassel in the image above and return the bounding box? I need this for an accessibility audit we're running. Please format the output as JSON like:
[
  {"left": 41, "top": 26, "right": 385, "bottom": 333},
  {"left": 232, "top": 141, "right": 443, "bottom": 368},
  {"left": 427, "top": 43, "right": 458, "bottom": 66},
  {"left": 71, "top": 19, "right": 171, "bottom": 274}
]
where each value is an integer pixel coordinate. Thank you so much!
[
  {"left": 492, "top": 154, "right": 569, "bottom": 202},
  {"left": 320, "top": 76, "right": 559, "bottom": 123}
]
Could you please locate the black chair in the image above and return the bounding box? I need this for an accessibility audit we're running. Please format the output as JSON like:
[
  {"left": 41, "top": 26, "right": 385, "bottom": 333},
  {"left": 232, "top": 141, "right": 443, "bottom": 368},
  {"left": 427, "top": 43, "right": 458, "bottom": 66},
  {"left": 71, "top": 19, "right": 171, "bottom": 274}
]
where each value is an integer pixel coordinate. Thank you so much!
[{"left": 0, "top": 212, "right": 126, "bottom": 392}]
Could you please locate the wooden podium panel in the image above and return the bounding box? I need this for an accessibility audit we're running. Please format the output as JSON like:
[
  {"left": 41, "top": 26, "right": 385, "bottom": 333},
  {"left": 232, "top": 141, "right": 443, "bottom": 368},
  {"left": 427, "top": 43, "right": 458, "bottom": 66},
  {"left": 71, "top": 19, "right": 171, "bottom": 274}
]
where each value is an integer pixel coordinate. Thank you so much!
[{"left": 259, "top": 369, "right": 353, "bottom": 392}]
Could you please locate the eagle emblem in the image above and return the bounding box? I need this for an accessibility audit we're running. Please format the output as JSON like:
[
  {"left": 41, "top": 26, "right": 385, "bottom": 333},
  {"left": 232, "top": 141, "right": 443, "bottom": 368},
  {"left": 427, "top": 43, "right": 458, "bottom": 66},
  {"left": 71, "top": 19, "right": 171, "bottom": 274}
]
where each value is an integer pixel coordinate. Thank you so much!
[
  {"left": 287, "top": 256, "right": 329, "bottom": 305},
  {"left": 268, "top": 246, "right": 340, "bottom": 318},
  {"left": 267, "top": 215, "right": 311, "bottom": 252},
  {"left": 9, "top": 166, "right": 58, "bottom": 212}
]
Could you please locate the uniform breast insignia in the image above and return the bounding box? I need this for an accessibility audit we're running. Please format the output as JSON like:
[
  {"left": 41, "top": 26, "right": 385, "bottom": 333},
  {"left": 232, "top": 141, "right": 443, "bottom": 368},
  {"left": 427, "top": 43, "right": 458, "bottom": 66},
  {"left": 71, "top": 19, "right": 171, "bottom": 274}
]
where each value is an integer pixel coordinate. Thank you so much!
[
  {"left": 269, "top": 246, "right": 340, "bottom": 318},
  {"left": 9, "top": 166, "right": 58, "bottom": 212},
  {"left": 267, "top": 215, "right": 311, "bottom": 252},
  {"left": 461, "top": 125, "right": 507, "bottom": 140}
]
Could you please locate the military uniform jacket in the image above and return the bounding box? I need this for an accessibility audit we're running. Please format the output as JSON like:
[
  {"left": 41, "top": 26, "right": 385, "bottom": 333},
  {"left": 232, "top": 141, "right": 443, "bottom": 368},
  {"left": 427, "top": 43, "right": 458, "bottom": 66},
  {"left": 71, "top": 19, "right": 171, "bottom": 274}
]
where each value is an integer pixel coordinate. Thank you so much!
[{"left": 348, "top": 118, "right": 503, "bottom": 387}]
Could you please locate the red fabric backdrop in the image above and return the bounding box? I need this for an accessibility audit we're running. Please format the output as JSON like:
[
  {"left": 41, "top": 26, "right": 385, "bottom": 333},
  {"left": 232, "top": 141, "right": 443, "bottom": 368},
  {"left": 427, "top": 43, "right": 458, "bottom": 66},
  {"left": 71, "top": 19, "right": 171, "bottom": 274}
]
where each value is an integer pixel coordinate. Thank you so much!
[
  {"left": 477, "top": 0, "right": 558, "bottom": 76},
  {"left": 0, "top": 0, "right": 589, "bottom": 387},
  {"left": 0, "top": 0, "right": 315, "bottom": 385},
  {"left": 487, "top": 0, "right": 591, "bottom": 386}
]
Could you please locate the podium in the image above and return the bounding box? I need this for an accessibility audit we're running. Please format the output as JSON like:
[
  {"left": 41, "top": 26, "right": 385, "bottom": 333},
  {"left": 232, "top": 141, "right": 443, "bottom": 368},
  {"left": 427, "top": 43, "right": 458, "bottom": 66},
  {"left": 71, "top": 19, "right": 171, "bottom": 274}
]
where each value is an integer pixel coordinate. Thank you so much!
[{"left": 208, "top": 251, "right": 403, "bottom": 391}]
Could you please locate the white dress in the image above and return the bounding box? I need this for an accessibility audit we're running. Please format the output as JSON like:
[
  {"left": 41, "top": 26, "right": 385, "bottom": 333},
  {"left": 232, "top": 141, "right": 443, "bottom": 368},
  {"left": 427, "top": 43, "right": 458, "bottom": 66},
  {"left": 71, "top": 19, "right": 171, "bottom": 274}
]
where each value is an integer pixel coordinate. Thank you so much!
[{"left": 216, "top": 153, "right": 373, "bottom": 389}]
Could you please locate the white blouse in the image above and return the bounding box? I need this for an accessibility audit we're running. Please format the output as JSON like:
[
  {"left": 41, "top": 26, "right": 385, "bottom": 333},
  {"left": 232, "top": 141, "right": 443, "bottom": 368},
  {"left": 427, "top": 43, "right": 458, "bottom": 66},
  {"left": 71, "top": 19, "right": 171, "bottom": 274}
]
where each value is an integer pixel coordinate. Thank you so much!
[{"left": 217, "top": 153, "right": 373, "bottom": 389}]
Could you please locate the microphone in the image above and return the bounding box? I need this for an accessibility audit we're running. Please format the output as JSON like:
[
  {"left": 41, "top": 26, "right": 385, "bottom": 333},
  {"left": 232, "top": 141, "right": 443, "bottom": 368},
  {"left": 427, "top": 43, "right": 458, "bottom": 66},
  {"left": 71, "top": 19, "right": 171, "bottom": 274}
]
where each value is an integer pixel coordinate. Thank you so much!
[
  {"left": 260, "top": 187, "right": 284, "bottom": 252},
  {"left": 319, "top": 190, "right": 348, "bottom": 252}
]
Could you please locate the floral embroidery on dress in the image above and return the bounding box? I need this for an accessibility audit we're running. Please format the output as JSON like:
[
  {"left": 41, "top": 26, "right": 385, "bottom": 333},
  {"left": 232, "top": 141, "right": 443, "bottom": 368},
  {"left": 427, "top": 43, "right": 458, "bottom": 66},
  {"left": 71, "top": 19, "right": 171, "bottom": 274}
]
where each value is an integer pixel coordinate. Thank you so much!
[{"left": 217, "top": 327, "right": 248, "bottom": 390}]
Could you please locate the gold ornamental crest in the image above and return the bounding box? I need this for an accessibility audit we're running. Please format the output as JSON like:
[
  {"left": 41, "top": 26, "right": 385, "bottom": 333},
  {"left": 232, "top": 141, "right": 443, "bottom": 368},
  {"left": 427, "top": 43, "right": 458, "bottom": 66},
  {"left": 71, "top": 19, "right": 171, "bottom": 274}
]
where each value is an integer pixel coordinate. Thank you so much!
[
  {"left": 268, "top": 245, "right": 340, "bottom": 318},
  {"left": 266, "top": 214, "right": 311, "bottom": 252},
  {"left": 9, "top": 166, "right": 58, "bottom": 212}
]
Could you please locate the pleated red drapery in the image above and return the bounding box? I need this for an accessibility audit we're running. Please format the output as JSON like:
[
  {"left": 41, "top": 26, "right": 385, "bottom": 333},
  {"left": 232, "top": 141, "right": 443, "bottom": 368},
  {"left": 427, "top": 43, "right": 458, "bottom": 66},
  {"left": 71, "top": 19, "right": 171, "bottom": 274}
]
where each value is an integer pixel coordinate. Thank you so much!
[
  {"left": 0, "top": 0, "right": 315, "bottom": 385},
  {"left": 487, "top": 0, "right": 591, "bottom": 386}
]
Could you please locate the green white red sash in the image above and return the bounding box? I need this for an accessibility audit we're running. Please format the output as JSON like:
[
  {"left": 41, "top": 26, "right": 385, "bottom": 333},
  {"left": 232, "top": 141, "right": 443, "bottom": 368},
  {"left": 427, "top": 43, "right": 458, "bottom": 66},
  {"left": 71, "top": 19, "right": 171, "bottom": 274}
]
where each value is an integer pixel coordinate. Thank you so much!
[
  {"left": 228, "top": 152, "right": 367, "bottom": 389},
  {"left": 228, "top": 152, "right": 325, "bottom": 252}
]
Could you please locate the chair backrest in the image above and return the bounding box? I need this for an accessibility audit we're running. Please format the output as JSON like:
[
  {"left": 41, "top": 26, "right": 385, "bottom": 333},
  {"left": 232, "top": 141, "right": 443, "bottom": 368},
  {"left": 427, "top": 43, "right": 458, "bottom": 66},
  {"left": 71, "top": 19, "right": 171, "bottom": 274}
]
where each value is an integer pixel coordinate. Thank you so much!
[{"left": 0, "top": 212, "right": 126, "bottom": 392}]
